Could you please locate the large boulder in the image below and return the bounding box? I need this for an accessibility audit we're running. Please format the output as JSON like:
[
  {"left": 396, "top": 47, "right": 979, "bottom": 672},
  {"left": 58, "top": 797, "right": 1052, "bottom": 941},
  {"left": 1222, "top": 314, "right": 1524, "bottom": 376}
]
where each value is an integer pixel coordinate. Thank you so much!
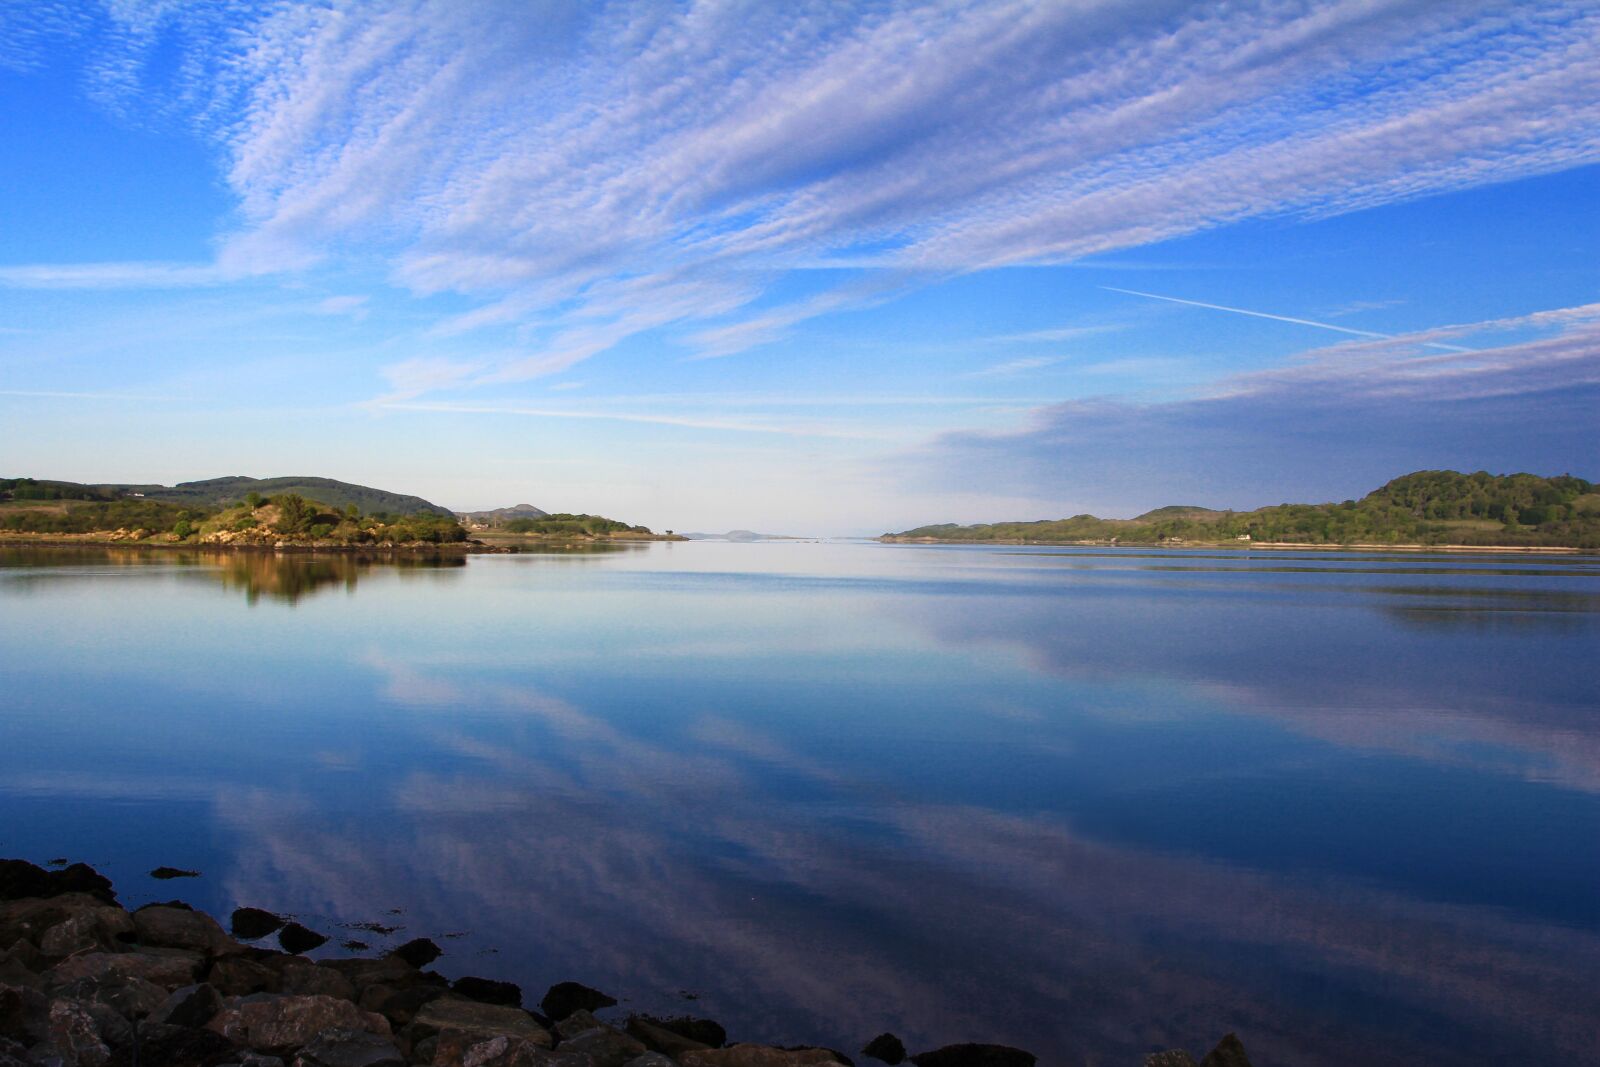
[
  {"left": 208, "top": 956, "right": 279, "bottom": 997},
  {"left": 1, "top": 894, "right": 123, "bottom": 953},
  {"left": 451, "top": 976, "right": 522, "bottom": 1007},
  {"left": 680, "top": 1047, "right": 850, "bottom": 1067},
  {"left": 267, "top": 958, "right": 355, "bottom": 1001},
  {"left": 628, "top": 1016, "right": 724, "bottom": 1050},
  {"left": 358, "top": 984, "right": 447, "bottom": 1028},
  {"left": 134, "top": 906, "right": 241, "bottom": 957},
  {"left": 0, "top": 983, "right": 50, "bottom": 1045},
  {"left": 1145, "top": 1052, "right": 1199, "bottom": 1067},
  {"left": 207, "top": 994, "right": 390, "bottom": 1055},
  {"left": 278, "top": 924, "right": 329, "bottom": 956},
  {"left": 907, "top": 1047, "right": 1035, "bottom": 1067},
  {"left": 109, "top": 1021, "right": 240, "bottom": 1067},
  {"left": 558, "top": 1023, "right": 648, "bottom": 1067},
  {"left": 50, "top": 973, "right": 170, "bottom": 1020},
  {"left": 40, "top": 906, "right": 136, "bottom": 956},
  {"left": 50, "top": 950, "right": 203, "bottom": 990},
  {"left": 406, "top": 998, "right": 552, "bottom": 1048},
  {"left": 291, "top": 1027, "right": 405, "bottom": 1067},
  {"left": 625, "top": 1017, "right": 710, "bottom": 1059},
  {"left": 428, "top": 1031, "right": 564, "bottom": 1067},
  {"left": 149, "top": 983, "right": 224, "bottom": 1028},
  {"left": 43, "top": 997, "right": 113, "bottom": 1067},
  {"left": 386, "top": 939, "right": 441, "bottom": 968}
]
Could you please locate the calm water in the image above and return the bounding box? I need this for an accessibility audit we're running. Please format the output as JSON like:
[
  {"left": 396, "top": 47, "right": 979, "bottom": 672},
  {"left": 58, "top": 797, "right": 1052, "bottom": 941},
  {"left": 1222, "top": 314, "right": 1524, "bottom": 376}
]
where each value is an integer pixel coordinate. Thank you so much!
[{"left": 2, "top": 543, "right": 1598, "bottom": 1065}]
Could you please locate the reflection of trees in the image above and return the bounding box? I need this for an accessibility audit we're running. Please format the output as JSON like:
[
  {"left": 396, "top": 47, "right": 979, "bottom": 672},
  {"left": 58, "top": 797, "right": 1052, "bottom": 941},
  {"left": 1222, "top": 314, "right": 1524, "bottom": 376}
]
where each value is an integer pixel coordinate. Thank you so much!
[{"left": 217, "top": 552, "right": 466, "bottom": 604}]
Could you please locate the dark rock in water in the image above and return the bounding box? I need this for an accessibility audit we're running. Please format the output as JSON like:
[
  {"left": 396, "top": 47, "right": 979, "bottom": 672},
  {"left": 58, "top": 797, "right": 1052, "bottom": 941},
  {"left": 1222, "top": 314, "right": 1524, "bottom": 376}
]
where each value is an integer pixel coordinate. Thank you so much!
[
  {"left": 356, "top": 983, "right": 446, "bottom": 1027},
  {"left": 142, "top": 899, "right": 195, "bottom": 911},
  {"left": 292, "top": 1026, "right": 405, "bottom": 1067},
  {"left": 863, "top": 1033, "right": 907, "bottom": 1064},
  {"left": 386, "top": 937, "right": 441, "bottom": 968},
  {"left": 151, "top": 867, "right": 201, "bottom": 880},
  {"left": 109, "top": 1020, "right": 240, "bottom": 1067},
  {"left": 540, "top": 980, "right": 616, "bottom": 1020},
  {"left": 1145, "top": 1051, "right": 1199, "bottom": 1067},
  {"left": 908, "top": 1044, "right": 1036, "bottom": 1067},
  {"left": 340, "top": 940, "right": 368, "bottom": 952},
  {"left": 231, "top": 907, "right": 287, "bottom": 940},
  {"left": 149, "top": 982, "right": 224, "bottom": 1028},
  {"left": 279, "top": 922, "right": 330, "bottom": 955},
  {"left": 1199, "top": 1034, "right": 1252, "bottom": 1067},
  {"left": 451, "top": 975, "right": 522, "bottom": 1007},
  {"left": 0, "top": 859, "right": 116, "bottom": 904}
]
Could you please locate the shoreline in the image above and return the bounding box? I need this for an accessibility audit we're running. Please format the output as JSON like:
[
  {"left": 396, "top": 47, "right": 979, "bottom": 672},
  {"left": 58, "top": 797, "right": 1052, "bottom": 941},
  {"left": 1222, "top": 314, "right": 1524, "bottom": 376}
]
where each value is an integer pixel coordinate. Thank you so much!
[
  {"left": 0, "top": 857, "right": 1252, "bottom": 1067},
  {"left": 876, "top": 536, "right": 1593, "bottom": 554}
]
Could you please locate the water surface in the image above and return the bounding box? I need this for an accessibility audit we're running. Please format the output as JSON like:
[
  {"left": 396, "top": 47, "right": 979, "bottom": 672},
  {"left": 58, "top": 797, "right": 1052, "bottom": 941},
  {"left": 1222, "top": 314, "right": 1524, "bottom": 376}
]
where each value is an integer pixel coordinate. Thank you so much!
[{"left": 2, "top": 542, "right": 1597, "bottom": 1065}]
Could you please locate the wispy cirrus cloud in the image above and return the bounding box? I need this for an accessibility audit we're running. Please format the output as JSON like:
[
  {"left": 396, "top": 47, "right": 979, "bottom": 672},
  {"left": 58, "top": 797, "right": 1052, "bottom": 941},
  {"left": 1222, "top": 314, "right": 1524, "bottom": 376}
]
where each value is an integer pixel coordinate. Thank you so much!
[
  {"left": 18, "top": 2, "right": 1600, "bottom": 391},
  {"left": 898, "top": 302, "right": 1600, "bottom": 514}
]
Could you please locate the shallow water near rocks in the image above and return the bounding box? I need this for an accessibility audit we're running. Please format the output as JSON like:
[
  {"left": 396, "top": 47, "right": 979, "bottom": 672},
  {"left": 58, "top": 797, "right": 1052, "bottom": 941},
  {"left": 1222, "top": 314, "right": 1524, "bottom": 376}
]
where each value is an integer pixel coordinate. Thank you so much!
[{"left": 2, "top": 541, "right": 1597, "bottom": 1065}]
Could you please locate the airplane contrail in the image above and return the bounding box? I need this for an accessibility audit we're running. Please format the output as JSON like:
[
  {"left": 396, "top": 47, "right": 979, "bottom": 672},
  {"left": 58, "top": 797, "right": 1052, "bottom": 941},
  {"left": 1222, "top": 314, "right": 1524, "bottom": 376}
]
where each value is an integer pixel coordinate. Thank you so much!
[{"left": 1100, "top": 287, "right": 1471, "bottom": 352}]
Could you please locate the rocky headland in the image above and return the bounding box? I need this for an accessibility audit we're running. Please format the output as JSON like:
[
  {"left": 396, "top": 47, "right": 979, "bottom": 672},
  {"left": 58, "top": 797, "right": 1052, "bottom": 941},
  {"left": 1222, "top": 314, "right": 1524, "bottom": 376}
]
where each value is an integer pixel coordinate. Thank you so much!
[{"left": 0, "top": 859, "right": 1251, "bottom": 1067}]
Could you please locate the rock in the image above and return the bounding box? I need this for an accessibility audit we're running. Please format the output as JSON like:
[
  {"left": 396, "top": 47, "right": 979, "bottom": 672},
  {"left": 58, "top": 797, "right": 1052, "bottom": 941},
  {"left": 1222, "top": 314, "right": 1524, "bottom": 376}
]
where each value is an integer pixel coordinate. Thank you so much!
[
  {"left": 907, "top": 1047, "right": 1035, "bottom": 1067},
  {"left": 0, "top": 894, "right": 124, "bottom": 953},
  {"left": 0, "top": 861, "right": 116, "bottom": 904},
  {"left": 207, "top": 994, "right": 391, "bottom": 1054},
  {"left": 133, "top": 906, "right": 241, "bottom": 956},
  {"left": 1199, "top": 1034, "right": 1252, "bottom": 1067},
  {"left": 109, "top": 1021, "right": 240, "bottom": 1067},
  {"left": 150, "top": 983, "right": 224, "bottom": 1028},
  {"left": 623, "top": 1056, "right": 676, "bottom": 1067},
  {"left": 321, "top": 957, "right": 429, "bottom": 993},
  {"left": 51, "top": 973, "right": 171, "bottom": 1021},
  {"left": 387, "top": 938, "right": 441, "bottom": 968},
  {"left": 558, "top": 1024, "right": 647, "bottom": 1067},
  {"left": 861, "top": 1034, "right": 906, "bottom": 1064},
  {"left": 235, "top": 1054, "right": 289, "bottom": 1067},
  {"left": 278, "top": 923, "right": 329, "bottom": 956},
  {"left": 539, "top": 982, "right": 615, "bottom": 1021},
  {"left": 271, "top": 959, "right": 354, "bottom": 1001},
  {"left": 628, "top": 1015, "right": 725, "bottom": 1050},
  {"left": 0, "top": 1035, "right": 30, "bottom": 1067},
  {"left": 428, "top": 1031, "right": 558, "bottom": 1067},
  {"left": 0, "top": 983, "right": 50, "bottom": 1044},
  {"left": 1145, "top": 1052, "right": 1199, "bottom": 1067},
  {"left": 624, "top": 1017, "right": 710, "bottom": 1059},
  {"left": 208, "top": 957, "right": 279, "bottom": 997},
  {"left": 679, "top": 1047, "right": 850, "bottom": 1067},
  {"left": 555, "top": 1010, "right": 606, "bottom": 1040},
  {"left": 357, "top": 984, "right": 446, "bottom": 1027},
  {"left": 406, "top": 998, "right": 552, "bottom": 1048},
  {"left": 39, "top": 907, "right": 136, "bottom": 956},
  {"left": 45, "top": 997, "right": 113, "bottom": 1066},
  {"left": 291, "top": 1027, "right": 405, "bottom": 1067},
  {"left": 49, "top": 951, "right": 203, "bottom": 991},
  {"left": 451, "top": 976, "right": 522, "bottom": 1007},
  {"left": 151, "top": 868, "right": 202, "bottom": 881},
  {"left": 231, "top": 909, "right": 287, "bottom": 941}
]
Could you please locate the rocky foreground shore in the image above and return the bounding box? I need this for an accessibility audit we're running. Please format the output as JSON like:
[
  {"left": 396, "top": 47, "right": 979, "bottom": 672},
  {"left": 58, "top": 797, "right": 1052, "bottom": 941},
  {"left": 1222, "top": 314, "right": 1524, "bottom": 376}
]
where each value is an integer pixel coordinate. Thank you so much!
[{"left": 0, "top": 860, "right": 1252, "bottom": 1067}]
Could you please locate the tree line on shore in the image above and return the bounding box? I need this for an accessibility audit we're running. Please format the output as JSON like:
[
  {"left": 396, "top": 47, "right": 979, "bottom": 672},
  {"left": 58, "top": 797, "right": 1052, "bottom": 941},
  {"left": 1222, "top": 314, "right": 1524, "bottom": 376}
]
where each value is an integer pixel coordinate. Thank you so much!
[{"left": 885, "top": 470, "right": 1600, "bottom": 548}]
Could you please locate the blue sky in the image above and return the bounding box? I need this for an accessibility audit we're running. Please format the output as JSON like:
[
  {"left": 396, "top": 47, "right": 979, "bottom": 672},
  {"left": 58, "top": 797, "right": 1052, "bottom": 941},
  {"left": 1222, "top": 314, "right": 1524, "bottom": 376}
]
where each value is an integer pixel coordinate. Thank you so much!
[{"left": 1, "top": 1, "right": 1596, "bottom": 533}]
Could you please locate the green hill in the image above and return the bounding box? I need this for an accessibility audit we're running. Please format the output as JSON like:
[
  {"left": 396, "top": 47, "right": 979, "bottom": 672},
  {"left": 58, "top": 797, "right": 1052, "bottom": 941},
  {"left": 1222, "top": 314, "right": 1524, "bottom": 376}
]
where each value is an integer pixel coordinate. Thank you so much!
[
  {"left": 884, "top": 471, "right": 1600, "bottom": 549},
  {"left": 0, "top": 475, "right": 451, "bottom": 517}
]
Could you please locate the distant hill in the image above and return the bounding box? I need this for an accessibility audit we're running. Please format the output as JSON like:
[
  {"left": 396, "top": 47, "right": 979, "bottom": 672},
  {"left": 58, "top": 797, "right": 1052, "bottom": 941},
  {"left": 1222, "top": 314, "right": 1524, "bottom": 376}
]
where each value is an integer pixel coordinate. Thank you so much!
[
  {"left": 456, "top": 503, "right": 551, "bottom": 526},
  {"left": 884, "top": 471, "right": 1600, "bottom": 549},
  {"left": 0, "top": 475, "right": 452, "bottom": 517}
]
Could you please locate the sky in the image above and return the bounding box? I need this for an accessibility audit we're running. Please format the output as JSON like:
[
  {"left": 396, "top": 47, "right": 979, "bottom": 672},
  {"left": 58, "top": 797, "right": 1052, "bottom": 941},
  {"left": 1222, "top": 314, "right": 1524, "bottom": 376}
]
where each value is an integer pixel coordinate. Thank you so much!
[{"left": 0, "top": 1, "right": 1596, "bottom": 534}]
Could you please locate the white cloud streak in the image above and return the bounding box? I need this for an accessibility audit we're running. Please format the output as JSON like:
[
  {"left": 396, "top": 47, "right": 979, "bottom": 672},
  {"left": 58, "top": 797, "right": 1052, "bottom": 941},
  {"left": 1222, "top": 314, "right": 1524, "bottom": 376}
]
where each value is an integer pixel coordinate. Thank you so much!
[{"left": 21, "top": 2, "right": 1600, "bottom": 388}]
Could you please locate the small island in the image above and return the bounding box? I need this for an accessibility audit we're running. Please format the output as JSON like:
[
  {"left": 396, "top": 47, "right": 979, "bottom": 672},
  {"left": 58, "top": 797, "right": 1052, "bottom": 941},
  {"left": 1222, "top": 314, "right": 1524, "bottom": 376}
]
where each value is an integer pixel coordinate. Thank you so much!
[{"left": 881, "top": 471, "right": 1600, "bottom": 551}]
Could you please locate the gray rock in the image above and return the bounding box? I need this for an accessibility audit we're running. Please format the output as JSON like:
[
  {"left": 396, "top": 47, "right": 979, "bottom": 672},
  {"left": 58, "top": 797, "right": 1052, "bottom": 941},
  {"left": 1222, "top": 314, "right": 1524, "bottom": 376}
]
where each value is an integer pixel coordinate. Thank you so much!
[
  {"left": 0, "top": 1035, "right": 30, "bottom": 1067},
  {"left": 39, "top": 908, "right": 136, "bottom": 957},
  {"left": 49, "top": 974, "right": 169, "bottom": 1022},
  {"left": 428, "top": 1031, "right": 557, "bottom": 1066},
  {"left": 206, "top": 994, "right": 390, "bottom": 1054},
  {"left": 622, "top": 1056, "right": 676, "bottom": 1067},
  {"left": 558, "top": 1025, "right": 647, "bottom": 1067},
  {"left": 405, "top": 998, "right": 551, "bottom": 1048},
  {"left": 0, "top": 983, "right": 50, "bottom": 1044},
  {"left": 907, "top": 1047, "right": 1034, "bottom": 1067},
  {"left": 48, "top": 948, "right": 207, "bottom": 990},
  {"left": 555, "top": 1010, "right": 607, "bottom": 1040},
  {"left": 114, "top": 1021, "right": 241, "bottom": 1067},
  {"left": 679, "top": 1047, "right": 850, "bottom": 1066},
  {"left": 627, "top": 1015, "right": 724, "bottom": 1051},
  {"left": 1144, "top": 1052, "right": 1199, "bottom": 1067},
  {"left": 0, "top": 895, "right": 120, "bottom": 955},
  {"left": 291, "top": 1027, "right": 404, "bottom": 1067},
  {"left": 45, "top": 998, "right": 113, "bottom": 1066},
  {"left": 208, "top": 958, "right": 278, "bottom": 997},
  {"left": 1199, "top": 1034, "right": 1252, "bottom": 1067},
  {"left": 356, "top": 984, "right": 445, "bottom": 1027},
  {"left": 624, "top": 1017, "right": 710, "bottom": 1059},
  {"left": 133, "top": 906, "right": 240, "bottom": 957},
  {"left": 150, "top": 983, "right": 223, "bottom": 1028},
  {"left": 270, "top": 959, "right": 354, "bottom": 1001}
]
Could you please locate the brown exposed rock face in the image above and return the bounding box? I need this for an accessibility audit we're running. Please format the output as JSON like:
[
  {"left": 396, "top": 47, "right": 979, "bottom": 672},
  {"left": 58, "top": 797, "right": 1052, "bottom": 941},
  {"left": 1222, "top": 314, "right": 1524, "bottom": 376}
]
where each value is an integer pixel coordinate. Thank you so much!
[
  {"left": 207, "top": 994, "right": 391, "bottom": 1054},
  {"left": 680, "top": 1046, "right": 851, "bottom": 1066},
  {"left": 405, "top": 998, "right": 553, "bottom": 1049}
]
